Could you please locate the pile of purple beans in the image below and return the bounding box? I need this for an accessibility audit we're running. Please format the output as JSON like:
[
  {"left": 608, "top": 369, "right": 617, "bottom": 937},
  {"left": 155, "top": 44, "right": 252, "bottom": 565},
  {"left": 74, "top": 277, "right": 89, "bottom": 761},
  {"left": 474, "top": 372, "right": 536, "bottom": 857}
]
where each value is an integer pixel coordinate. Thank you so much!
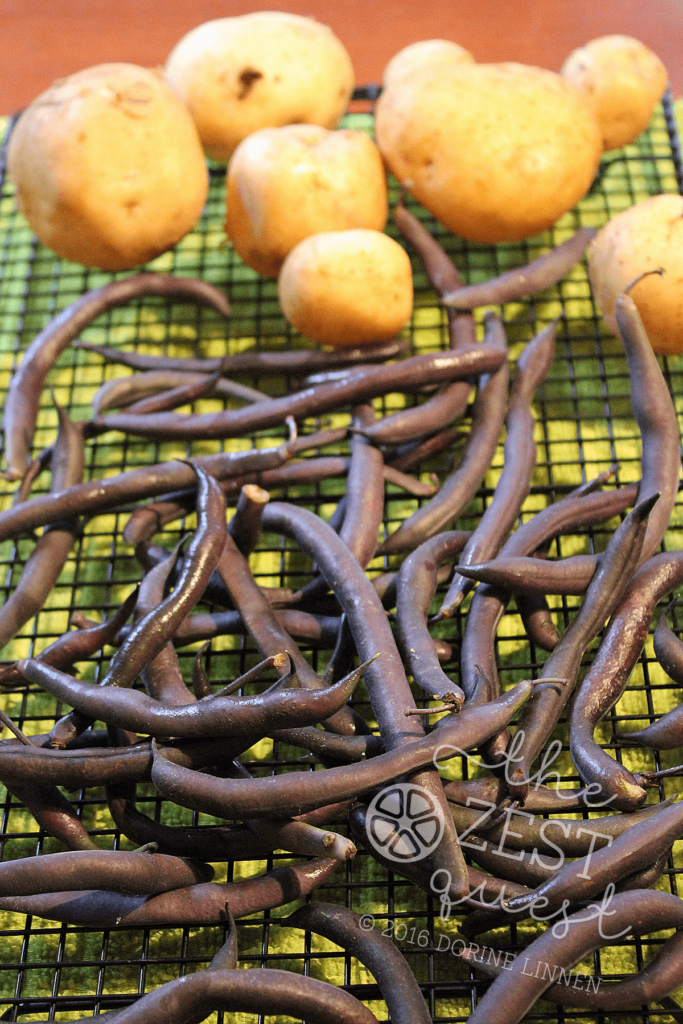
[{"left": 0, "top": 205, "right": 682, "bottom": 1024}]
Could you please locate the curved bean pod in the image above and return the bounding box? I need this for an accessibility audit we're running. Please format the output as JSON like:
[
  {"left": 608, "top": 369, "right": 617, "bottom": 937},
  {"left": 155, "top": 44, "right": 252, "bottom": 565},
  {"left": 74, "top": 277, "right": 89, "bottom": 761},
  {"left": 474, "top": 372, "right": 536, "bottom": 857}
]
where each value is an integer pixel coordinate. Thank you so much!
[
  {"left": 461, "top": 928, "right": 683, "bottom": 1010},
  {"left": 388, "top": 425, "right": 464, "bottom": 474},
  {"left": 507, "top": 493, "right": 657, "bottom": 802},
  {"left": 0, "top": 598, "right": 140, "bottom": 692},
  {"left": 165, "top": 609, "right": 342, "bottom": 649},
  {"left": 297, "top": 405, "right": 386, "bottom": 606},
  {"left": 459, "top": 478, "right": 637, "bottom": 705},
  {"left": 99, "top": 464, "right": 226, "bottom": 692},
  {"left": 0, "top": 848, "right": 213, "bottom": 896},
  {"left": 619, "top": 707, "right": 683, "bottom": 750},
  {"left": 107, "top": 781, "right": 356, "bottom": 861},
  {"left": 462, "top": 847, "right": 671, "bottom": 940},
  {"left": 214, "top": 532, "right": 359, "bottom": 734},
  {"left": 0, "top": 735, "right": 253, "bottom": 790},
  {"left": 517, "top": 593, "right": 561, "bottom": 650},
  {"left": 48, "top": 968, "right": 378, "bottom": 1024},
  {"left": 119, "top": 366, "right": 226, "bottom": 414},
  {"left": 150, "top": 680, "right": 534, "bottom": 820},
  {"left": 135, "top": 551, "right": 196, "bottom": 708},
  {"left": 378, "top": 313, "right": 509, "bottom": 554},
  {"left": 457, "top": 553, "right": 601, "bottom": 595},
  {"left": 41, "top": 477, "right": 211, "bottom": 745},
  {"left": 654, "top": 601, "right": 683, "bottom": 678},
  {"left": 348, "top": 801, "right": 532, "bottom": 905},
  {"left": 0, "top": 856, "right": 341, "bottom": 928},
  {"left": 465, "top": 833, "right": 561, "bottom": 890},
  {"left": 285, "top": 902, "right": 431, "bottom": 1024},
  {"left": 0, "top": 401, "right": 84, "bottom": 651},
  {"left": 261, "top": 500, "right": 472, "bottom": 895},
  {"left": 92, "top": 347, "right": 507, "bottom": 442},
  {"left": 394, "top": 531, "right": 471, "bottom": 702},
  {"left": 5, "top": 782, "right": 99, "bottom": 852},
  {"left": 442, "top": 227, "right": 596, "bottom": 308},
  {"left": 358, "top": 204, "right": 475, "bottom": 447},
  {"left": 449, "top": 797, "right": 675, "bottom": 857},
  {"left": 3, "top": 273, "right": 231, "bottom": 480},
  {"left": 615, "top": 293, "right": 681, "bottom": 565},
  {"left": 569, "top": 550, "right": 683, "bottom": 810},
  {"left": 270, "top": 725, "right": 384, "bottom": 765},
  {"left": 443, "top": 776, "right": 604, "bottom": 813},
  {"left": 91, "top": 369, "right": 268, "bottom": 415},
  {"left": 17, "top": 653, "right": 367, "bottom": 740},
  {"left": 498, "top": 797, "right": 683, "bottom": 920},
  {"left": 77, "top": 336, "right": 410, "bottom": 374},
  {"left": 207, "top": 908, "right": 238, "bottom": 970},
  {"left": 0, "top": 439, "right": 293, "bottom": 545},
  {"left": 465, "top": 889, "right": 683, "bottom": 1024},
  {"left": 438, "top": 319, "right": 557, "bottom": 615}
]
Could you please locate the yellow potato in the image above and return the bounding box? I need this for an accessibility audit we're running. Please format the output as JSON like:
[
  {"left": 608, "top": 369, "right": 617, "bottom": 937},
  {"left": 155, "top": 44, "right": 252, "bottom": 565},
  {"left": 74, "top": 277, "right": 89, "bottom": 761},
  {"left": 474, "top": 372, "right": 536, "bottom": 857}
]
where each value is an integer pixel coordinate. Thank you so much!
[
  {"left": 225, "top": 124, "right": 388, "bottom": 278},
  {"left": 165, "top": 12, "right": 355, "bottom": 163},
  {"left": 382, "top": 39, "right": 475, "bottom": 88},
  {"left": 587, "top": 193, "right": 683, "bottom": 355},
  {"left": 7, "top": 63, "right": 208, "bottom": 271},
  {"left": 278, "top": 230, "right": 413, "bottom": 348},
  {"left": 375, "top": 61, "right": 602, "bottom": 244},
  {"left": 562, "top": 35, "right": 668, "bottom": 151}
]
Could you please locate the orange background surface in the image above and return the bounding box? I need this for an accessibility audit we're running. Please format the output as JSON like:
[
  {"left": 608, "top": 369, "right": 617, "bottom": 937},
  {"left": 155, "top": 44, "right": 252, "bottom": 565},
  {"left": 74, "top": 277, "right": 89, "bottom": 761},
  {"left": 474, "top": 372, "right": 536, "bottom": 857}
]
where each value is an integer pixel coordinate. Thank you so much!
[{"left": 0, "top": 0, "right": 682, "bottom": 113}]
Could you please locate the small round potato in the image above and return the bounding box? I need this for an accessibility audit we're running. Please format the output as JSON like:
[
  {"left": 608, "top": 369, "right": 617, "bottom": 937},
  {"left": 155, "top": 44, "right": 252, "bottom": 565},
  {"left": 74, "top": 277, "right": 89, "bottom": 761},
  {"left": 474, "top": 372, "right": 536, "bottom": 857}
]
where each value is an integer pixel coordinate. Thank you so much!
[
  {"left": 562, "top": 35, "right": 668, "bottom": 151},
  {"left": 165, "top": 12, "right": 355, "bottom": 163},
  {"left": 375, "top": 62, "right": 602, "bottom": 244},
  {"left": 382, "top": 39, "right": 475, "bottom": 89},
  {"left": 278, "top": 230, "right": 413, "bottom": 349},
  {"left": 226, "top": 124, "right": 388, "bottom": 278},
  {"left": 587, "top": 193, "right": 683, "bottom": 355},
  {"left": 7, "top": 63, "right": 208, "bottom": 271}
]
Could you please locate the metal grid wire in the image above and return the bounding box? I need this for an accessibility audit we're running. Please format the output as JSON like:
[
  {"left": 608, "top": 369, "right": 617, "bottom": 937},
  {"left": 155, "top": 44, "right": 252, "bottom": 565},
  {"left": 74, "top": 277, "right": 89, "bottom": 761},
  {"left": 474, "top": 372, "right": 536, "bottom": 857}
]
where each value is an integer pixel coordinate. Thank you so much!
[{"left": 0, "top": 87, "right": 682, "bottom": 1022}]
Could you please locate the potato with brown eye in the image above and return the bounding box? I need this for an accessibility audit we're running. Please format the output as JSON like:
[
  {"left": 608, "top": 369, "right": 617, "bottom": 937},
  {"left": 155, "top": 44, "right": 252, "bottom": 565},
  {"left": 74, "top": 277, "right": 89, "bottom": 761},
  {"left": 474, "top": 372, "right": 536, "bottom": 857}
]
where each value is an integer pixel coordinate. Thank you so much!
[
  {"left": 225, "top": 124, "right": 388, "bottom": 278},
  {"left": 562, "top": 35, "right": 668, "bottom": 151},
  {"left": 7, "top": 63, "right": 208, "bottom": 271},
  {"left": 164, "top": 12, "right": 355, "bottom": 163},
  {"left": 278, "top": 230, "right": 413, "bottom": 349}
]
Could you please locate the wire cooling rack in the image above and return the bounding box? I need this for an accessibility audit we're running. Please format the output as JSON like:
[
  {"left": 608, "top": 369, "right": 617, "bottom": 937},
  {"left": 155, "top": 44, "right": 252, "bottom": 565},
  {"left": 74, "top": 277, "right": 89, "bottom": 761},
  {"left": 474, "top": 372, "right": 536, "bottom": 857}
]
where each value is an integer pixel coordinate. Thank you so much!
[{"left": 0, "top": 87, "right": 683, "bottom": 1023}]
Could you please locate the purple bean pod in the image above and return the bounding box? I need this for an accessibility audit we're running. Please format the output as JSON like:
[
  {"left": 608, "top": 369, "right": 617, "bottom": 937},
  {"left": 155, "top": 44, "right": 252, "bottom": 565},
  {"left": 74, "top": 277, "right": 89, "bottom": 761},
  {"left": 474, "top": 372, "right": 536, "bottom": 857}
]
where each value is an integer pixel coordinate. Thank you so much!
[
  {"left": 0, "top": 400, "right": 84, "bottom": 651},
  {"left": 77, "top": 335, "right": 410, "bottom": 374},
  {"left": 91, "top": 346, "right": 507, "bottom": 442},
  {"left": 464, "top": 889, "right": 683, "bottom": 1024},
  {"left": 569, "top": 550, "right": 683, "bottom": 809},
  {"left": 506, "top": 493, "right": 658, "bottom": 802},
  {"left": 261, "top": 499, "right": 472, "bottom": 895},
  {"left": 0, "top": 856, "right": 341, "bottom": 929},
  {"left": 378, "top": 313, "right": 509, "bottom": 554},
  {"left": 0, "top": 437, "right": 294, "bottom": 545},
  {"left": 91, "top": 369, "right": 268, "bottom": 415},
  {"left": 358, "top": 204, "right": 475, "bottom": 447},
  {"left": 3, "top": 273, "right": 231, "bottom": 480},
  {"left": 442, "top": 227, "right": 596, "bottom": 308},
  {"left": 285, "top": 901, "right": 432, "bottom": 1024},
  {"left": 438, "top": 319, "right": 557, "bottom": 615},
  {"left": 149, "top": 680, "right": 534, "bottom": 820},
  {"left": 0, "top": 847, "right": 213, "bottom": 896},
  {"left": 394, "top": 531, "right": 471, "bottom": 702}
]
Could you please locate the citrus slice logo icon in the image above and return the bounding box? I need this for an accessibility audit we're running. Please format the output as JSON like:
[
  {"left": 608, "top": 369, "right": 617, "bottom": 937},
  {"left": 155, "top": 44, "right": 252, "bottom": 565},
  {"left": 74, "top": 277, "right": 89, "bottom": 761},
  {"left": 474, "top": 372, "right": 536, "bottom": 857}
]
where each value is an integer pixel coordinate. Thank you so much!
[{"left": 365, "top": 782, "right": 445, "bottom": 863}]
